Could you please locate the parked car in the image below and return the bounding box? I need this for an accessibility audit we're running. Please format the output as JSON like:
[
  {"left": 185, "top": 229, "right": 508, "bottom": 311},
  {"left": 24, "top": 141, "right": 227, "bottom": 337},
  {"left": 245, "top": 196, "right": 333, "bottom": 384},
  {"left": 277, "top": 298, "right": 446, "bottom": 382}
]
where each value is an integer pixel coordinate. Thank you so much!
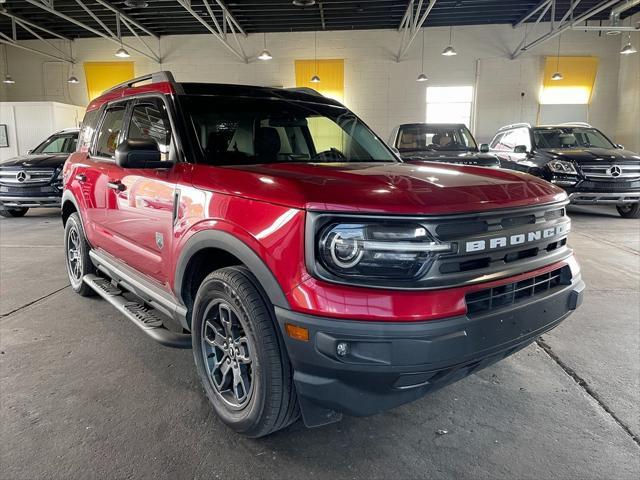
[
  {"left": 388, "top": 123, "right": 500, "bottom": 167},
  {"left": 62, "top": 72, "right": 584, "bottom": 437},
  {"left": 0, "top": 128, "right": 79, "bottom": 217},
  {"left": 489, "top": 122, "right": 640, "bottom": 218}
]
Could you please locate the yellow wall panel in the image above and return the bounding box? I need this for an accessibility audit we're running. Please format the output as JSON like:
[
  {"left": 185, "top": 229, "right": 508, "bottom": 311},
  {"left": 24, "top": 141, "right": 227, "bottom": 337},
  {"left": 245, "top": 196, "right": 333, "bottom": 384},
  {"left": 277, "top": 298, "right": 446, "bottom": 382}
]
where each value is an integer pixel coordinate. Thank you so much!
[
  {"left": 83, "top": 62, "right": 135, "bottom": 101},
  {"left": 541, "top": 56, "right": 599, "bottom": 104}
]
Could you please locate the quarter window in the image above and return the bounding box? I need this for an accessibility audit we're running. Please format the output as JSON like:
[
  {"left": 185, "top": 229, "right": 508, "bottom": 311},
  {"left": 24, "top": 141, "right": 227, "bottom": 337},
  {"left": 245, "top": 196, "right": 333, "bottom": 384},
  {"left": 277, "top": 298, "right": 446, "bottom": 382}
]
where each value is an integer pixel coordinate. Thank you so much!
[{"left": 94, "top": 107, "right": 126, "bottom": 158}]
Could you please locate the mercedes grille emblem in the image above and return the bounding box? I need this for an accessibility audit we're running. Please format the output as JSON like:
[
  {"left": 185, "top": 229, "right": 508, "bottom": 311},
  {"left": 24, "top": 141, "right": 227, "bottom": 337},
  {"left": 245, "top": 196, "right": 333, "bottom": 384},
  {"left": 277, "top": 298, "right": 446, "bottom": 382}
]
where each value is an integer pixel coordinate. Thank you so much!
[
  {"left": 608, "top": 165, "right": 622, "bottom": 178},
  {"left": 16, "top": 171, "right": 28, "bottom": 183}
]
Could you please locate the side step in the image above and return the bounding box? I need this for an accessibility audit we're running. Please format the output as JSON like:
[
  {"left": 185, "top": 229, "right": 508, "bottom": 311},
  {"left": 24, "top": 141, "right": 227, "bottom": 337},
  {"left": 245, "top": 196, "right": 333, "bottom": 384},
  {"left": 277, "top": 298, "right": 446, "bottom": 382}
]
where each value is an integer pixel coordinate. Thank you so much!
[{"left": 83, "top": 274, "right": 192, "bottom": 349}]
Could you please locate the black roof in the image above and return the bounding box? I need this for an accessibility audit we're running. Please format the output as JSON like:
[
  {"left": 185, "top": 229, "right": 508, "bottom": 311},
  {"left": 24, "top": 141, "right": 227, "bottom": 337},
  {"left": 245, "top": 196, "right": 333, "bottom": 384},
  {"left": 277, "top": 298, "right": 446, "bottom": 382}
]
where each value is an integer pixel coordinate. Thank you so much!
[{"left": 2, "top": 1, "right": 637, "bottom": 39}]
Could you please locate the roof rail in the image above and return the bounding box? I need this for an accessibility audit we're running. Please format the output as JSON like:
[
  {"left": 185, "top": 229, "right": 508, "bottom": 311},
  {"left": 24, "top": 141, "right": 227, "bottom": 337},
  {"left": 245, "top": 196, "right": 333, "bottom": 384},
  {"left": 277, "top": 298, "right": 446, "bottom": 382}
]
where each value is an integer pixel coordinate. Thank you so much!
[
  {"left": 559, "top": 122, "right": 592, "bottom": 128},
  {"left": 102, "top": 71, "right": 176, "bottom": 96},
  {"left": 498, "top": 122, "right": 531, "bottom": 132},
  {"left": 284, "top": 87, "right": 324, "bottom": 97}
]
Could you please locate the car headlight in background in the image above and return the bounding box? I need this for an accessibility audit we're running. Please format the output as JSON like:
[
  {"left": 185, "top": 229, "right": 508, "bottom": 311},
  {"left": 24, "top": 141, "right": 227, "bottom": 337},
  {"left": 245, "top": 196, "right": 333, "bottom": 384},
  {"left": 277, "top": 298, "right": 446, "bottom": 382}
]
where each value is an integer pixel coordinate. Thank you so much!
[
  {"left": 317, "top": 222, "right": 452, "bottom": 280},
  {"left": 547, "top": 160, "right": 578, "bottom": 175}
]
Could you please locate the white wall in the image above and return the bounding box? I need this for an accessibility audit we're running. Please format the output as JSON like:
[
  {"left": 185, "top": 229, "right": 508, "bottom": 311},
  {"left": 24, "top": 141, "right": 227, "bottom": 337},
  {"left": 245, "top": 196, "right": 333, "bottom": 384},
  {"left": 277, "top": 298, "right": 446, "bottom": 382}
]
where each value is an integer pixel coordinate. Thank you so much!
[
  {"left": 0, "top": 102, "right": 85, "bottom": 161},
  {"left": 616, "top": 14, "right": 640, "bottom": 152},
  {"left": 0, "top": 22, "right": 630, "bottom": 145}
]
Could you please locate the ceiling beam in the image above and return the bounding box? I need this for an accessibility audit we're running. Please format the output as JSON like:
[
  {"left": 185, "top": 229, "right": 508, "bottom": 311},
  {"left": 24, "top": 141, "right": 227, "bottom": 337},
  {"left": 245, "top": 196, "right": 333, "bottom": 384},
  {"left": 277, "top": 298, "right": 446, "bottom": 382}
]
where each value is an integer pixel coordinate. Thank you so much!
[
  {"left": 396, "top": 0, "right": 437, "bottom": 61},
  {"left": 22, "top": 0, "right": 161, "bottom": 62},
  {"left": 92, "top": 0, "right": 160, "bottom": 40},
  {"left": 511, "top": 0, "right": 621, "bottom": 59}
]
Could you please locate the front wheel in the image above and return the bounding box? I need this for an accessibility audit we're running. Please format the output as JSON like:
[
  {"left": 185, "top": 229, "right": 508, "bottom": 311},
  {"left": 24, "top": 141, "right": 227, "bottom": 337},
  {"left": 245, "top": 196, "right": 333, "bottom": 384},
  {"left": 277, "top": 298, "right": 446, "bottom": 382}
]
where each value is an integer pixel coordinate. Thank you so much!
[
  {"left": 192, "top": 266, "right": 299, "bottom": 438},
  {"left": 616, "top": 203, "right": 640, "bottom": 219},
  {"left": 0, "top": 207, "right": 29, "bottom": 217},
  {"left": 64, "top": 212, "right": 96, "bottom": 296}
]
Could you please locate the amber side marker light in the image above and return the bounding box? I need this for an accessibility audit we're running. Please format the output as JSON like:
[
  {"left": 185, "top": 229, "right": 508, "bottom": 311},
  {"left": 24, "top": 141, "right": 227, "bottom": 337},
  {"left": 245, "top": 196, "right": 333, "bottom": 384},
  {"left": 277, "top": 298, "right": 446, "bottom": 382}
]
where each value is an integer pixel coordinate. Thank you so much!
[{"left": 285, "top": 323, "right": 309, "bottom": 342}]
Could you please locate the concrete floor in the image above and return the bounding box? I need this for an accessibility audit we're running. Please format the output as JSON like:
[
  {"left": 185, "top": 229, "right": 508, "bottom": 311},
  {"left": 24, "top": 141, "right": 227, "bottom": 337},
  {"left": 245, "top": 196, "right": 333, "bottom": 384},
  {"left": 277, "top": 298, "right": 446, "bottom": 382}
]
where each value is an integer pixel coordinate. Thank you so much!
[{"left": 1, "top": 205, "right": 638, "bottom": 479}]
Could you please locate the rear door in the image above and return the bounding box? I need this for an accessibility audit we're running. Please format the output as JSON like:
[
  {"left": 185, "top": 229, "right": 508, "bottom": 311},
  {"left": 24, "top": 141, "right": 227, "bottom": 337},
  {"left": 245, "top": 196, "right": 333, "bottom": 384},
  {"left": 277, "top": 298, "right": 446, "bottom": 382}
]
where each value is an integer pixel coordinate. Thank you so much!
[{"left": 98, "top": 96, "right": 178, "bottom": 285}]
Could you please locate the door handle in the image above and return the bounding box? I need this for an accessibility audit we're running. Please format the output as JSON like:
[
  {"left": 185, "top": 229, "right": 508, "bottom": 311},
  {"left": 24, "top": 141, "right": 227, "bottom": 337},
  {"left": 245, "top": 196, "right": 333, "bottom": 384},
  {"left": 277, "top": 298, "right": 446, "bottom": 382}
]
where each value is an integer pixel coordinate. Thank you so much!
[
  {"left": 75, "top": 174, "right": 86, "bottom": 182},
  {"left": 107, "top": 181, "right": 126, "bottom": 192}
]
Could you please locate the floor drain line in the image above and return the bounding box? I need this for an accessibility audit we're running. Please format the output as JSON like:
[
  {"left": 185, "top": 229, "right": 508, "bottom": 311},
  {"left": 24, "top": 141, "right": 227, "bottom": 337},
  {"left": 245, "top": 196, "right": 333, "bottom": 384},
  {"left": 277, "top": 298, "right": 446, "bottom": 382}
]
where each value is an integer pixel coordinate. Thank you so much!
[
  {"left": 537, "top": 338, "right": 640, "bottom": 448},
  {"left": 0, "top": 284, "right": 70, "bottom": 320}
]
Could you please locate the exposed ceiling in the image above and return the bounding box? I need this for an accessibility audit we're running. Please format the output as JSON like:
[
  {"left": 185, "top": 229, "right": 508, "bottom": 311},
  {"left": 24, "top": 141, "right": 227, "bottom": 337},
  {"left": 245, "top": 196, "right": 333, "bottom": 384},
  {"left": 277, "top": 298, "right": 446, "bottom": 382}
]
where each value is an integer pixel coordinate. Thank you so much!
[{"left": 1, "top": 0, "right": 638, "bottom": 40}]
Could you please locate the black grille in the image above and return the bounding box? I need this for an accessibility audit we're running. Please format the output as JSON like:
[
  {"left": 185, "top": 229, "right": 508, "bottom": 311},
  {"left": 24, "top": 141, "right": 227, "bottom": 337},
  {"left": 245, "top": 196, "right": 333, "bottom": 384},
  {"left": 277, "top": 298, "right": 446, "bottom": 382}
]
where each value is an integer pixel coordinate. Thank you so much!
[{"left": 465, "top": 266, "right": 569, "bottom": 316}]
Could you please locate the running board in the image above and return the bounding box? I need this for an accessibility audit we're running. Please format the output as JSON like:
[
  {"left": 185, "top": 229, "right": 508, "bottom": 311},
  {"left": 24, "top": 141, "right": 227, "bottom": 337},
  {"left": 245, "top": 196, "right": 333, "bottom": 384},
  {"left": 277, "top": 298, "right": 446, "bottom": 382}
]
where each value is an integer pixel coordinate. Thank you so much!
[{"left": 83, "top": 274, "right": 192, "bottom": 349}]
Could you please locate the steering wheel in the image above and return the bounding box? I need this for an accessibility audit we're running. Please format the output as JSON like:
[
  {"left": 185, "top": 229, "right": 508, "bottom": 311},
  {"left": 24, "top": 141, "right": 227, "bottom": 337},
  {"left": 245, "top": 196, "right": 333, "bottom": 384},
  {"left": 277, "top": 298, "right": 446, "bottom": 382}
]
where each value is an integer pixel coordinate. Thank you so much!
[{"left": 311, "top": 148, "right": 347, "bottom": 162}]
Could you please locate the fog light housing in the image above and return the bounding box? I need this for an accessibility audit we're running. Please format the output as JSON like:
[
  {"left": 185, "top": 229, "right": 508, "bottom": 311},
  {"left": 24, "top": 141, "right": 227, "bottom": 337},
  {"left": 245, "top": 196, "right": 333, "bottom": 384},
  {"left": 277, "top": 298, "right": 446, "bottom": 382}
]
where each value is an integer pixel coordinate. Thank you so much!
[{"left": 336, "top": 342, "right": 349, "bottom": 357}]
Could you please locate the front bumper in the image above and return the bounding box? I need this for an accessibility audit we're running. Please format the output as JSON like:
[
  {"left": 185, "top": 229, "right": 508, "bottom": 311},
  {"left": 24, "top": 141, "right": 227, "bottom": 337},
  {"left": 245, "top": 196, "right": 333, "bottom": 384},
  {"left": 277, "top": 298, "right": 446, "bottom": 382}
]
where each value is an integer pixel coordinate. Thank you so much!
[
  {"left": 0, "top": 196, "right": 61, "bottom": 208},
  {"left": 276, "top": 274, "right": 584, "bottom": 427},
  {"left": 568, "top": 191, "right": 640, "bottom": 205}
]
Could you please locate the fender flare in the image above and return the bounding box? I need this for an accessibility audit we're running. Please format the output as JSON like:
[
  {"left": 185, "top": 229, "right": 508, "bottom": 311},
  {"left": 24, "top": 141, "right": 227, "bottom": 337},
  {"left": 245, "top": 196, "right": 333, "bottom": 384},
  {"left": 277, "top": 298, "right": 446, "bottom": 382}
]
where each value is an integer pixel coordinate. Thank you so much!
[
  {"left": 174, "top": 230, "right": 290, "bottom": 310},
  {"left": 61, "top": 190, "right": 81, "bottom": 225}
]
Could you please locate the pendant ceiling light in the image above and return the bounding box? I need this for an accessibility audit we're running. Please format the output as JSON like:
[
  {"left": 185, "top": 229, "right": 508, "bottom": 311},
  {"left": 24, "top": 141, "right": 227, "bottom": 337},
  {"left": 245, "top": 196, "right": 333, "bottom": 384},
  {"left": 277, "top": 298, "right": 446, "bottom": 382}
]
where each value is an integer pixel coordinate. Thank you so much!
[
  {"left": 311, "top": 31, "right": 320, "bottom": 83},
  {"left": 2, "top": 45, "right": 14, "bottom": 84},
  {"left": 441, "top": 26, "right": 457, "bottom": 56},
  {"left": 124, "top": 0, "right": 149, "bottom": 7},
  {"left": 416, "top": 29, "right": 428, "bottom": 82},
  {"left": 620, "top": 21, "right": 637, "bottom": 55},
  {"left": 114, "top": 13, "right": 131, "bottom": 58},
  {"left": 258, "top": 33, "right": 273, "bottom": 60},
  {"left": 67, "top": 41, "right": 79, "bottom": 84},
  {"left": 293, "top": 0, "right": 316, "bottom": 6},
  {"left": 551, "top": 34, "right": 563, "bottom": 80}
]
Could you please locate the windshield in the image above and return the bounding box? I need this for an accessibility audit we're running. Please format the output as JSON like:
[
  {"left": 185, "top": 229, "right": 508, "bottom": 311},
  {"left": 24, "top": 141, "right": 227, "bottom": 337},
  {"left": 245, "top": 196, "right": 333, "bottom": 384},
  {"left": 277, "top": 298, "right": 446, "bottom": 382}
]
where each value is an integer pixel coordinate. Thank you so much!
[
  {"left": 184, "top": 95, "right": 396, "bottom": 165},
  {"left": 32, "top": 133, "right": 78, "bottom": 154},
  {"left": 533, "top": 127, "right": 615, "bottom": 149},
  {"left": 395, "top": 124, "right": 477, "bottom": 152}
]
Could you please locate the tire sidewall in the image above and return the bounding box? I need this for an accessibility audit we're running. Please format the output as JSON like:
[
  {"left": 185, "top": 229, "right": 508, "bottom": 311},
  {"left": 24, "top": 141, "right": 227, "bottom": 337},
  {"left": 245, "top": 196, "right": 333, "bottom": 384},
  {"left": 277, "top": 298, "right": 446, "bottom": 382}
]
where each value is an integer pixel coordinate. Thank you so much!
[
  {"left": 192, "top": 275, "right": 269, "bottom": 433},
  {"left": 64, "top": 213, "right": 89, "bottom": 291}
]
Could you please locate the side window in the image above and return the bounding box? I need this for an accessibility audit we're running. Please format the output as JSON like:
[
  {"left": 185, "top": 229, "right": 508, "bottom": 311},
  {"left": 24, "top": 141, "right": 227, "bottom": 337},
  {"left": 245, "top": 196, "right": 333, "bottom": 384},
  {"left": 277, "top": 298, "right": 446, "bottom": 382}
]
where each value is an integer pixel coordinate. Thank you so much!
[
  {"left": 512, "top": 128, "right": 532, "bottom": 150},
  {"left": 94, "top": 107, "right": 126, "bottom": 158},
  {"left": 127, "top": 98, "right": 172, "bottom": 161},
  {"left": 79, "top": 109, "right": 100, "bottom": 150},
  {"left": 40, "top": 136, "right": 67, "bottom": 153}
]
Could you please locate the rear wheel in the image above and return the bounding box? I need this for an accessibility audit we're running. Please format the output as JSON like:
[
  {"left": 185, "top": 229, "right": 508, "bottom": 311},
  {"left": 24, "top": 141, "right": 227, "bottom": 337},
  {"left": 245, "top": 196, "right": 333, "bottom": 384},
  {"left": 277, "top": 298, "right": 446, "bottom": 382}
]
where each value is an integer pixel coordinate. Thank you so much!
[
  {"left": 0, "top": 207, "right": 29, "bottom": 217},
  {"left": 616, "top": 203, "right": 640, "bottom": 219},
  {"left": 192, "top": 266, "right": 299, "bottom": 437},
  {"left": 64, "top": 212, "right": 96, "bottom": 296}
]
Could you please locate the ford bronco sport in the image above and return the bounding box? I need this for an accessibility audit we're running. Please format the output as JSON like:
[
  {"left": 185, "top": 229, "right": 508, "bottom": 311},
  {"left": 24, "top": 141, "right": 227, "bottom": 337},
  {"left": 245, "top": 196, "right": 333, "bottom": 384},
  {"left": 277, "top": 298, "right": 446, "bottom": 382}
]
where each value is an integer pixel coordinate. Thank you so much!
[{"left": 62, "top": 72, "right": 584, "bottom": 437}]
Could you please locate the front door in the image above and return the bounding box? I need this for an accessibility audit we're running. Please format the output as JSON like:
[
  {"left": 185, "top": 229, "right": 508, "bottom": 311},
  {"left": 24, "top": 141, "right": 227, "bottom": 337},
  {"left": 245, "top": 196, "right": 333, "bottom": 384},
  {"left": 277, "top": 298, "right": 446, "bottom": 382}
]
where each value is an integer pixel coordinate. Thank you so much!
[{"left": 98, "top": 96, "right": 179, "bottom": 286}]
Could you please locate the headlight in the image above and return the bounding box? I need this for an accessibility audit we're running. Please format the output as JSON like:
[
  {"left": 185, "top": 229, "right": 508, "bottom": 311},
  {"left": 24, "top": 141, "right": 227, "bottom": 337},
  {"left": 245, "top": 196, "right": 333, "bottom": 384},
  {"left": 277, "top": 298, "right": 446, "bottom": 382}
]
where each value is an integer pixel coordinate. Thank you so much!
[
  {"left": 317, "top": 222, "right": 452, "bottom": 280},
  {"left": 547, "top": 160, "right": 577, "bottom": 174}
]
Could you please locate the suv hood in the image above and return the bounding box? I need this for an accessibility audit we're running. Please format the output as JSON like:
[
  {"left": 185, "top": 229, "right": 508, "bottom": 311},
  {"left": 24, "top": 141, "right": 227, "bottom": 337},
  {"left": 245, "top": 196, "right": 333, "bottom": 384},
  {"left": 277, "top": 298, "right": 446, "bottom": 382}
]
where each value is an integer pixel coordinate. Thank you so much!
[
  {"left": 199, "top": 162, "right": 565, "bottom": 215},
  {"left": 400, "top": 150, "right": 500, "bottom": 167},
  {"left": 541, "top": 147, "right": 640, "bottom": 164},
  {"left": 0, "top": 153, "right": 68, "bottom": 169}
]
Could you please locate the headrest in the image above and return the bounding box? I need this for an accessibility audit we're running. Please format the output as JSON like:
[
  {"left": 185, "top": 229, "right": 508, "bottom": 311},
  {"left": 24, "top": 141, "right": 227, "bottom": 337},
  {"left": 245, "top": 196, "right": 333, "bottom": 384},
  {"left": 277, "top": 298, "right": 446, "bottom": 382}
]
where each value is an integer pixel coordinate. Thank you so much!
[{"left": 255, "top": 127, "right": 281, "bottom": 156}]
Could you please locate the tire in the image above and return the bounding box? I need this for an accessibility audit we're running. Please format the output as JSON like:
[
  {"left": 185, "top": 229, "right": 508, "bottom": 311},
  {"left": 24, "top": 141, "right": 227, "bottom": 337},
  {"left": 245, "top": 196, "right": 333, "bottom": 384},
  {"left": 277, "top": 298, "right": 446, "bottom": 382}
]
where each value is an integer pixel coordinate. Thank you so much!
[
  {"left": 616, "top": 203, "right": 640, "bottom": 219},
  {"left": 0, "top": 207, "right": 29, "bottom": 217},
  {"left": 64, "top": 212, "right": 96, "bottom": 296},
  {"left": 192, "top": 266, "right": 299, "bottom": 438}
]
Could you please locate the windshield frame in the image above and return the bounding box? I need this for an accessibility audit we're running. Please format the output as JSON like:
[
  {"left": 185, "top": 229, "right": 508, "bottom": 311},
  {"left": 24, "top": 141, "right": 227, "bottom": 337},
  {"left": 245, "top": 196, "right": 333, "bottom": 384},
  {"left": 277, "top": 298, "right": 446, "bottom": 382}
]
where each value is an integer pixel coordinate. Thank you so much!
[
  {"left": 532, "top": 127, "right": 616, "bottom": 150},
  {"left": 181, "top": 93, "right": 399, "bottom": 166},
  {"left": 394, "top": 123, "right": 478, "bottom": 153}
]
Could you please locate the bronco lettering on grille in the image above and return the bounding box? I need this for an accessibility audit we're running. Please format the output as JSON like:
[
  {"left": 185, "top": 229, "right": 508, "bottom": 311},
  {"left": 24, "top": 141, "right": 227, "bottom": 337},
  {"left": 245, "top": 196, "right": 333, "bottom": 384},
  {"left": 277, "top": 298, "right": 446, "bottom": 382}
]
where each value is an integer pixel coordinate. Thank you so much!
[{"left": 464, "top": 223, "right": 570, "bottom": 253}]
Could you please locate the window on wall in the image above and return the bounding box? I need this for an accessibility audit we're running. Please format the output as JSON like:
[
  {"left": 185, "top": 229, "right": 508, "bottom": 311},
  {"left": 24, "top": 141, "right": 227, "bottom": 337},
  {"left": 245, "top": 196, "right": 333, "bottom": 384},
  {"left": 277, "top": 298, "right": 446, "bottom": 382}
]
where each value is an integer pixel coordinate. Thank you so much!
[{"left": 426, "top": 86, "right": 474, "bottom": 127}]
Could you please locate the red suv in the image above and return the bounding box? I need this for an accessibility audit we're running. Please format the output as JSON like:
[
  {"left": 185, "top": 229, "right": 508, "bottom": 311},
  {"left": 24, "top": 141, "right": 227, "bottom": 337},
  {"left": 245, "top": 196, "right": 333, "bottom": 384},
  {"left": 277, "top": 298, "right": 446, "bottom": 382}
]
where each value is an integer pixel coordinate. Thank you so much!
[{"left": 62, "top": 72, "right": 584, "bottom": 437}]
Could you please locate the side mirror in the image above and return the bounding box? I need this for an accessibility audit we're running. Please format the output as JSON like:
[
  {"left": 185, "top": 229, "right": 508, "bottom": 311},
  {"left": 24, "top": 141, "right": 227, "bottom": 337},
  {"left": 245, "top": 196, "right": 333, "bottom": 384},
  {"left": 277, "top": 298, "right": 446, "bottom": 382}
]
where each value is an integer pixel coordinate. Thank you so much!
[
  {"left": 115, "top": 139, "right": 166, "bottom": 169},
  {"left": 514, "top": 144, "right": 528, "bottom": 154},
  {"left": 617, "top": 144, "right": 625, "bottom": 150},
  {"left": 27, "top": 149, "right": 33, "bottom": 155},
  {"left": 479, "top": 143, "right": 489, "bottom": 153}
]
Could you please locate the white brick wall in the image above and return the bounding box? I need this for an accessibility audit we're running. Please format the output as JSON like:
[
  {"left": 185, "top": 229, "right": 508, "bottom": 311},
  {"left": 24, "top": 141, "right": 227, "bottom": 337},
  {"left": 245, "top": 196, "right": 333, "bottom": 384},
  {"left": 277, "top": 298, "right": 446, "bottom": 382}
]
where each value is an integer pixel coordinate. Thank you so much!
[{"left": 0, "top": 22, "right": 629, "bottom": 145}]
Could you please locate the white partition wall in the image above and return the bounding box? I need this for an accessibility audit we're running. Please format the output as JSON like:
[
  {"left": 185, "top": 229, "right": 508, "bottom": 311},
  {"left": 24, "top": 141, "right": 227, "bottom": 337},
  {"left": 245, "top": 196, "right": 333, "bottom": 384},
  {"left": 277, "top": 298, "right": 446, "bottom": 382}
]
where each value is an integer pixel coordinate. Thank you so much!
[{"left": 0, "top": 102, "right": 85, "bottom": 162}]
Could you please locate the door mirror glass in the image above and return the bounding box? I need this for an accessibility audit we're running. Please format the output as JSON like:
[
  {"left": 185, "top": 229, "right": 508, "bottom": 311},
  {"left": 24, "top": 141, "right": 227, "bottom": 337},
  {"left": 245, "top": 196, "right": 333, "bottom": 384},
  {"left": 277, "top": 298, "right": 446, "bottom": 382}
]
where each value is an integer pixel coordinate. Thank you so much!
[
  {"left": 514, "top": 144, "right": 528, "bottom": 154},
  {"left": 479, "top": 143, "right": 489, "bottom": 153},
  {"left": 115, "top": 139, "right": 167, "bottom": 169}
]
